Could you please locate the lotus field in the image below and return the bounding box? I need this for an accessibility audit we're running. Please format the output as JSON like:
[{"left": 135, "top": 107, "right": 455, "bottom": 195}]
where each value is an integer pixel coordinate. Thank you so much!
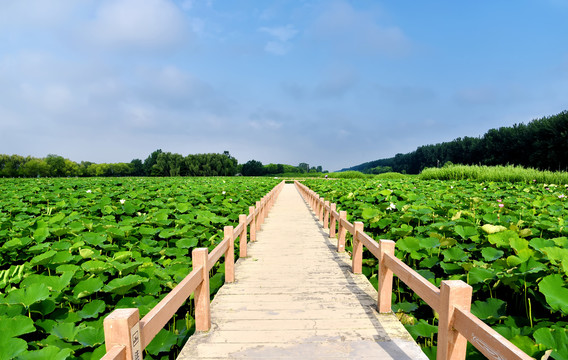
[
  {"left": 0, "top": 177, "right": 280, "bottom": 360},
  {"left": 302, "top": 178, "right": 568, "bottom": 360}
]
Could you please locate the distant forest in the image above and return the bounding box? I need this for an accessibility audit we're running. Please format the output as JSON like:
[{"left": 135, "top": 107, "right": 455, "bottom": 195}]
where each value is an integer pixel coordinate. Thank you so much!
[
  {"left": 0, "top": 149, "right": 325, "bottom": 177},
  {"left": 345, "top": 110, "right": 568, "bottom": 174}
]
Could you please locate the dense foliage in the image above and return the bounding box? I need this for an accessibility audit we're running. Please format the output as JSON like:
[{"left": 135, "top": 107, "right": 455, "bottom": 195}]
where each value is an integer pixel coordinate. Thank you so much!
[
  {"left": 0, "top": 150, "right": 324, "bottom": 178},
  {"left": 0, "top": 177, "right": 280, "bottom": 359},
  {"left": 302, "top": 178, "right": 568, "bottom": 359},
  {"left": 345, "top": 110, "right": 568, "bottom": 174}
]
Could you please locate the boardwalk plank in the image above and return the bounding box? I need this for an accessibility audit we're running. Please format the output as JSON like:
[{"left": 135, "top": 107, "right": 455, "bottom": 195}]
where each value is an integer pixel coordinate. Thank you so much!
[{"left": 177, "top": 184, "right": 427, "bottom": 360}]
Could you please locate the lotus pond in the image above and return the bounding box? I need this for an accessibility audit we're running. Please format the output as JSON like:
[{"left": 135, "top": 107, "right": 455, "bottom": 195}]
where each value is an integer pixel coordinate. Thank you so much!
[
  {"left": 0, "top": 177, "right": 280, "bottom": 360},
  {"left": 301, "top": 178, "right": 568, "bottom": 360}
]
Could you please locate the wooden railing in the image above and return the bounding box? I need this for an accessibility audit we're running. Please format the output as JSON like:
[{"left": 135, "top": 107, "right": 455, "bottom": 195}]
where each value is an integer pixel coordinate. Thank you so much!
[
  {"left": 100, "top": 180, "right": 285, "bottom": 360},
  {"left": 294, "top": 181, "right": 533, "bottom": 360}
]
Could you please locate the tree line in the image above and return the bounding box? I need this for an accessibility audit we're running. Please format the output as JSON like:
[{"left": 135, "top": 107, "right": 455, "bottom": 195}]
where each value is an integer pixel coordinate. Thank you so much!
[
  {"left": 0, "top": 149, "right": 326, "bottom": 177},
  {"left": 346, "top": 110, "right": 568, "bottom": 174}
]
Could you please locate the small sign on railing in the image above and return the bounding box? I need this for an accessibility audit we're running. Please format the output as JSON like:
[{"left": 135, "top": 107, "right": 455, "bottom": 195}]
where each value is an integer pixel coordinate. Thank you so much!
[{"left": 130, "top": 322, "right": 142, "bottom": 360}]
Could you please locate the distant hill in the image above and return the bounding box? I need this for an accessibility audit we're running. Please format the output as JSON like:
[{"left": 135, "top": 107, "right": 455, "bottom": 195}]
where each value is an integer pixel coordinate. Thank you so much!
[{"left": 342, "top": 110, "right": 568, "bottom": 174}]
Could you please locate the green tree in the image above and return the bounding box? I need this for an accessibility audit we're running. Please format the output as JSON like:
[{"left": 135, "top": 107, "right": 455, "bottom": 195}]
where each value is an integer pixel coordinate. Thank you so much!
[{"left": 242, "top": 160, "right": 265, "bottom": 176}]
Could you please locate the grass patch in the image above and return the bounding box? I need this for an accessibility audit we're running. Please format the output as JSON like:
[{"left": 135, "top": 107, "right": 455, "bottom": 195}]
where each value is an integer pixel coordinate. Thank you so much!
[{"left": 420, "top": 164, "right": 568, "bottom": 184}]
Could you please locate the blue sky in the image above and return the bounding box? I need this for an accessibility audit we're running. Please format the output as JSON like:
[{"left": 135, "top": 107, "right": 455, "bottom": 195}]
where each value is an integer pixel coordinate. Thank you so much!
[{"left": 1, "top": 0, "right": 567, "bottom": 171}]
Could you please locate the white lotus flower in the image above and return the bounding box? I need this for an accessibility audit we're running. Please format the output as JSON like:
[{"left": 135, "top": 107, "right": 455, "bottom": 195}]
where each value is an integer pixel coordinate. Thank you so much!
[
  {"left": 120, "top": 199, "right": 126, "bottom": 204},
  {"left": 388, "top": 203, "right": 396, "bottom": 210}
]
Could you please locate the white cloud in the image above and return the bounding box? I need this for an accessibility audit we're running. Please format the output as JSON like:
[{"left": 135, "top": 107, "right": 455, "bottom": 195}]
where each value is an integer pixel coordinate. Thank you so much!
[
  {"left": 264, "top": 41, "right": 290, "bottom": 55},
  {"left": 259, "top": 24, "right": 298, "bottom": 55},
  {"left": 86, "top": 0, "right": 188, "bottom": 50},
  {"left": 309, "top": 1, "right": 410, "bottom": 57},
  {"left": 0, "top": 0, "right": 78, "bottom": 28},
  {"left": 259, "top": 25, "right": 298, "bottom": 42}
]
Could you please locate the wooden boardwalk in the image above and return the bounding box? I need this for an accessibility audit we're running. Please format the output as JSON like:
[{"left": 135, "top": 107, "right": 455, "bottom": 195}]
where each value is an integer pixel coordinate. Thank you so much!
[{"left": 177, "top": 184, "right": 428, "bottom": 359}]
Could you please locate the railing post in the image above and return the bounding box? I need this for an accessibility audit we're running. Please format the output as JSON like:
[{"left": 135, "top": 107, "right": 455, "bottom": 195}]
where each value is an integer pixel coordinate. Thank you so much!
[
  {"left": 255, "top": 201, "right": 261, "bottom": 231},
  {"left": 437, "top": 280, "right": 472, "bottom": 360},
  {"left": 323, "top": 201, "right": 330, "bottom": 229},
  {"left": 378, "top": 240, "right": 395, "bottom": 313},
  {"left": 318, "top": 197, "right": 324, "bottom": 221},
  {"left": 329, "top": 203, "right": 337, "bottom": 238},
  {"left": 239, "top": 214, "right": 247, "bottom": 258},
  {"left": 249, "top": 206, "right": 256, "bottom": 242},
  {"left": 337, "top": 211, "right": 347, "bottom": 252},
  {"left": 192, "top": 248, "right": 210, "bottom": 331},
  {"left": 103, "top": 308, "right": 142, "bottom": 360},
  {"left": 224, "top": 226, "right": 235, "bottom": 283},
  {"left": 352, "top": 222, "right": 364, "bottom": 274}
]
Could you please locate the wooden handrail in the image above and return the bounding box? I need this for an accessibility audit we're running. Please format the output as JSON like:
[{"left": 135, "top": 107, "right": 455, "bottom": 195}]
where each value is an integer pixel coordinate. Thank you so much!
[
  {"left": 294, "top": 180, "right": 533, "bottom": 360},
  {"left": 100, "top": 180, "right": 285, "bottom": 359},
  {"left": 453, "top": 308, "right": 533, "bottom": 360},
  {"left": 140, "top": 266, "right": 204, "bottom": 348},
  {"left": 383, "top": 252, "right": 441, "bottom": 311}
]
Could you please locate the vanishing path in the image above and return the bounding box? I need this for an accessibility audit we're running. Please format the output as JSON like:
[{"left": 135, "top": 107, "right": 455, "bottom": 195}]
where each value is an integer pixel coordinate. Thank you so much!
[{"left": 177, "top": 183, "right": 427, "bottom": 359}]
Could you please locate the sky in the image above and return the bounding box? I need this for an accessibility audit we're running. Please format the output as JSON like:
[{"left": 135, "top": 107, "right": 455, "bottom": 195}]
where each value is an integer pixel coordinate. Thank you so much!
[{"left": 1, "top": 1, "right": 567, "bottom": 171}]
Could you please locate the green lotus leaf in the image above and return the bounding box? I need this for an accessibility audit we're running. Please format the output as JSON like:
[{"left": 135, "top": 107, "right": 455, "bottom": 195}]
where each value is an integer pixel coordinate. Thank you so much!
[
  {"left": 79, "top": 248, "right": 95, "bottom": 259},
  {"left": 30, "top": 250, "right": 57, "bottom": 266},
  {"left": 30, "top": 298, "right": 56, "bottom": 316},
  {"left": 48, "top": 212, "right": 66, "bottom": 224},
  {"left": 481, "top": 224, "right": 507, "bottom": 234},
  {"left": 0, "top": 315, "right": 35, "bottom": 338},
  {"left": 396, "top": 237, "right": 420, "bottom": 253},
  {"left": 22, "top": 272, "right": 73, "bottom": 293},
  {"left": 81, "top": 233, "right": 106, "bottom": 247},
  {"left": 0, "top": 335, "right": 27, "bottom": 360},
  {"left": 454, "top": 225, "right": 477, "bottom": 239},
  {"left": 539, "top": 274, "right": 568, "bottom": 314},
  {"left": 33, "top": 226, "right": 50, "bottom": 243},
  {"left": 442, "top": 247, "right": 468, "bottom": 262},
  {"left": 77, "top": 299, "right": 106, "bottom": 319},
  {"left": 159, "top": 228, "right": 177, "bottom": 239},
  {"left": 113, "top": 251, "right": 132, "bottom": 262},
  {"left": 3, "top": 283, "right": 50, "bottom": 307},
  {"left": 392, "top": 301, "right": 419, "bottom": 313},
  {"left": 103, "top": 274, "right": 148, "bottom": 295},
  {"left": 176, "top": 238, "right": 198, "bottom": 249},
  {"left": 81, "top": 260, "right": 111, "bottom": 274},
  {"left": 73, "top": 277, "right": 104, "bottom": 299},
  {"left": 404, "top": 319, "right": 438, "bottom": 339},
  {"left": 51, "top": 251, "right": 75, "bottom": 265},
  {"left": 2, "top": 238, "right": 24, "bottom": 251},
  {"left": 470, "top": 298, "right": 506, "bottom": 323},
  {"left": 361, "top": 207, "right": 380, "bottom": 220},
  {"left": 176, "top": 203, "right": 190, "bottom": 213},
  {"left": 75, "top": 326, "right": 104, "bottom": 347},
  {"left": 145, "top": 328, "right": 179, "bottom": 355},
  {"left": 533, "top": 326, "right": 568, "bottom": 360},
  {"left": 488, "top": 230, "right": 519, "bottom": 247},
  {"left": 139, "top": 226, "right": 158, "bottom": 235},
  {"left": 468, "top": 267, "right": 495, "bottom": 285},
  {"left": 15, "top": 346, "right": 73, "bottom": 360},
  {"left": 481, "top": 247, "right": 504, "bottom": 262},
  {"left": 52, "top": 322, "right": 78, "bottom": 341}
]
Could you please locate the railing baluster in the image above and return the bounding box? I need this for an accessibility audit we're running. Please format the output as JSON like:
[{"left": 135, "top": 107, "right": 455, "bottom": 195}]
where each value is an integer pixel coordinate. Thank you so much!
[
  {"left": 224, "top": 226, "right": 235, "bottom": 283},
  {"left": 378, "top": 240, "right": 395, "bottom": 313},
  {"left": 352, "top": 222, "right": 364, "bottom": 274},
  {"left": 337, "top": 211, "right": 347, "bottom": 252},
  {"left": 103, "top": 309, "right": 142, "bottom": 360},
  {"left": 239, "top": 214, "right": 247, "bottom": 257},
  {"left": 437, "top": 280, "right": 472, "bottom": 360},
  {"left": 193, "top": 248, "right": 210, "bottom": 332},
  {"left": 329, "top": 203, "right": 337, "bottom": 238}
]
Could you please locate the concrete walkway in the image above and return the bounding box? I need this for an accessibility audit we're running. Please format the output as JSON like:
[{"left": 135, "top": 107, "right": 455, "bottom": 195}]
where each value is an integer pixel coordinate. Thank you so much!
[{"left": 177, "top": 184, "right": 428, "bottom": 359}]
